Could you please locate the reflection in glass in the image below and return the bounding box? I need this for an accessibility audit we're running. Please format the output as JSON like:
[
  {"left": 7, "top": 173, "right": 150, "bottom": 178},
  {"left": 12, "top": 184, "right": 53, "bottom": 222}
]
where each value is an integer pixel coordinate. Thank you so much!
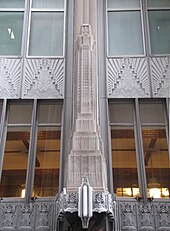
[
  {"left": 140, "top": 103, "right": 165, "bottom": 124},
  {"left": 111, "top": 128, "right": 139, "bottom": 197},
  {"left": 0, "top": 0, "right": 25, "bottom": 8},
  {"left": 32, "top": 0, "right": 64, "bottom": 9},
  {"left": 8, "top": 102, "right": 33, "bottom": 124},
  {"left": 109, "top": 103, "right": 134, "bottom": 123},
  {"left": 107, "top": 0, "right": 140, "bottom": 9},
  {"left": 29, "top": 12, "right": 64, "bottom": 56},
  {"left": 0, "top": 13, "right": 24, "bottom": 55},
  {"left": 38, "top": 102, "right": 62, "bottom": 124},
  {"left": 0, "top": 127, "right": 30, "bottom": 197},
  {"left": 149, "top": 10, "right": 170, "bottom": 54},
  {"left": 142, "top": 128, "right": 170, "bottom": 198},
  {"left": 33, "top": 127, "right": 61, "bottom": 197},
  {"left": 108, "top": 11, "right": 144, "bottom": 56}
]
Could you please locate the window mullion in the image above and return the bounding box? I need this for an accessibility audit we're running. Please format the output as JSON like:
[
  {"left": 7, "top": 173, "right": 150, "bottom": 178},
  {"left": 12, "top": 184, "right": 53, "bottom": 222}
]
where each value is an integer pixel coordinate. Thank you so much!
[
  {"left": 134, "top": 99, "right": 148, "bottom": 202},
  {"left": 0, "top": 99, "right": 8, "bottom": 182},
  {"left": 25, "top": 99, "right": 38, "bottom": 202}
]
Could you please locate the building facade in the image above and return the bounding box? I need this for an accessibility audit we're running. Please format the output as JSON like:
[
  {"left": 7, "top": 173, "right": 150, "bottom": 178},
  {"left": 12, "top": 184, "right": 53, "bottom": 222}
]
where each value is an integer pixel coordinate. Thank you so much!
[{"left": 0, "top": 0, "right": 169, "bottom": 230}]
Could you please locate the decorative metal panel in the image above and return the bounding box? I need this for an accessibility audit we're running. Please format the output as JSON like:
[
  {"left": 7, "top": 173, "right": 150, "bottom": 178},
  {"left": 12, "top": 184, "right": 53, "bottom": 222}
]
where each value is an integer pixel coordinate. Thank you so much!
[
  {"left": 154, "top": 203, "right": 170, "bottom": 230},
  {"left": 35, "top": 201, "right": 54, "bottom": 230},
  {"left": 107, "top": 57, "right": 151, "bottom": 98},
  {"left": 119, "top": 201, "right": 137, "bottom": 230},
  {"left": 138, "top": 203, "right": 155, "bottom": 230},
  {"left": 0, "top": 202, "right": 18, "bottom": 230},
  {"left": 0, "top": 58, "right": 22, "bottom": 98},
  {"left": 17, "top": 203, "right": 35, "bottom": 230},
  {"left": 150, "top": 57, "right": 170, "bottom": 98},
  {"left": 22, "top": 58, "right": 65, "bottom": 99}
]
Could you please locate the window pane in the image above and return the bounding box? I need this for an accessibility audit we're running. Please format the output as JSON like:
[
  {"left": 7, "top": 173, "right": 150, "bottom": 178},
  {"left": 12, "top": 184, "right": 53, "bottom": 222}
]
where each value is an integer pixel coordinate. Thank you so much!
[
  {"left": 149, "top": 10, "right": 170, "bottom": 54},
  {"left": 107, "top": 0, "right": 140, "bottom": 9},
  {"left": 32, "top": 0, "right": 64, "bottom": 9},
  {"left": 0, "top": 127, "right": 30, "bottom": 198},
  {"left": 108, "top": 11, "right": 144, "bottom": 56},
  {"left": 0, "top": 0, "right": 25, "bottom": 8},
  {"left": 8, "top": 102, "right": 33, "bottom": 124},
  {"left": 140, "top": 103, "right": 165, "bottom": 124},
  {"left": 38, "top": 102, "right": 62, "bottom": 124},
  {"left": 148, "top": 0, "right": 170, "bottom": 7},
  {"left": 111, "top": 128, "right": 139, "bottom": 197},
  {"left": 109, "top": 103, "right": 134, "bottom": 123},
  {"left": 142, "top": 128, "right": 170, "bottom": 198},
  {"left": 29, "top": 12, "right": 64, "bottom": 56},
  {"left": 0, "top": 12, "right": 24, "bottom": 55},
  {"left": 33, "top": 127, "right": 61, "bottom": 197}
]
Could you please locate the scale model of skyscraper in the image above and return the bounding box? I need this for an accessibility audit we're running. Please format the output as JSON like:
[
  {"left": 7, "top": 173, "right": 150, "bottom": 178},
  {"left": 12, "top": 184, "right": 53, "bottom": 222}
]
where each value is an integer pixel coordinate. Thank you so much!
[{"left": 66, "top": 24, "right": 107, "bottom": 192}]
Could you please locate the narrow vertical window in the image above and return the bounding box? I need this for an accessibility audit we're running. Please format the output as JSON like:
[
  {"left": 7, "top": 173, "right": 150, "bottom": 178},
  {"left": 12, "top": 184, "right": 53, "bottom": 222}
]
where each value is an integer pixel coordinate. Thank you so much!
[
  {"left": 107, "top": 0, "right": 144, "bottom": 56},
  {"left": 0, "top": 1, "right": 25, "bottom": 55},
  {"left": 109, "top": 102, "right": 139, "bottom": 197},
  {"left": 0, "top": 102, "right": 32, "bottom": 198},
  {"left": 28, "top": 0, "right": 65, "bottom": 56},
  {"left": 33, "top": 101, "right": 62, "bottom": 197},
  {"left": 140, "top": 102, "right": 170, "bottom": 198}
]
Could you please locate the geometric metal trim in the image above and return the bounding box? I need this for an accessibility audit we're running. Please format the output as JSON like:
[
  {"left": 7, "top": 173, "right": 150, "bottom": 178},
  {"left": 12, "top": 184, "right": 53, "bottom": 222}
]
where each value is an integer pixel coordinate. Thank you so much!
[
  {"left": 22, "top": 58, "right": 65, "bottom": 99},
  {"left": 0, "top": 58, "right": 22, "bottom": 99},
  {"left": 107, "top": 57, "right": 151, "bottom": 98},
  {"left": 0, "top": 198, "right": 170, "bottom": 230},
  {"left": 150, "top": 57, "right": 170, "bottom": 98}
]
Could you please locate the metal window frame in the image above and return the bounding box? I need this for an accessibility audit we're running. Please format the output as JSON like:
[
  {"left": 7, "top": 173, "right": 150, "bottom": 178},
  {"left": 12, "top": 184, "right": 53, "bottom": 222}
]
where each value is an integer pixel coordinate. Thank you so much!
[
  {"left": 0, "top": 5, "right": 26, "bottom": 58},
  {"left": 26, "top": 0, "right": 66, "bottom": 58},
  {"left": 25, "top": 99, "right": 63, "bottom": 202},
  {"left": 108, "top": 99, "right": 147, "bottom": 200},
  {"left": 108, "top": 98, "right": 169, "bottom": 201},
  {"left": 146, "top": 1, "right": 170, "bottom": 56},
  {"left": 0, "top": 99, "right": 63, "bottom": 202},
  {"left": 106, "top": 0, "right": 146, "bottom": 58}
]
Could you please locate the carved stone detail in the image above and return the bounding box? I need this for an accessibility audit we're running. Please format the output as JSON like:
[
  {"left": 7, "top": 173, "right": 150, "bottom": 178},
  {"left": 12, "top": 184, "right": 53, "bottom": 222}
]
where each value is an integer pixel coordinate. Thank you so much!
[
  {"left": 22, "top": 58, "right": 65, "bottom": 98},
  {"left": 0, "top": 203, "right": 18, "bottom": 230},
  {"left": 155, "top": 203, "right": 170, "bottom": 230},
  {"left": 17, "top": 203, "right": 35, "bottom": 230},
  {"left": 107, "top": 57, "right": 150, "bottom": 98},
  {"left": 138, "top": 203, "right": 154, "bottom": 230},
  {"left": 150, "top": 57, "right": 170, "bottom": 97},
  {"left": 66, "top": 25, "right": 107, "bottom": 192},
  {"left": 120, "top": 202, "right": 137, "bottom": 230},
  {"left": 0, "top": 58, "right": 22, "bottom": 98},
  {"left": 35, "top": 202, "right": 53, "bottom": 230},
  {"left": 65, "top": 192, "right": 78, "bottom": 213}
]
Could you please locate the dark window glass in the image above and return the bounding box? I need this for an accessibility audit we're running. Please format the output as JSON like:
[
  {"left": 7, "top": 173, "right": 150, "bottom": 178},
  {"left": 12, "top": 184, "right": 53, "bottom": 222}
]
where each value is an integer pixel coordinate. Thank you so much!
[
  {"left": 0, "top": 102, "right": 32, "bottom": 198},
  {"left": 110, "top": 103, "right": 139, "bottom": 197}
]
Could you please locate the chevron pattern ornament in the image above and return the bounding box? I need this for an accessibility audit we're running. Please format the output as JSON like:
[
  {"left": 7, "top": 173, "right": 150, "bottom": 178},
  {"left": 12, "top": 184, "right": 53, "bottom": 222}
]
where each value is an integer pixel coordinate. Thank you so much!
[
  {"left": 107, "top": 57, "right": 150, "bottom": 98},
  {"left": 22, "top": 58, "right": 65, "bottom": 98},
  {"left": 150, "top": 57, "right": 170, "bottom": 98},
  {"left": 0, "top": 58, "right": 22, "bottom": 98}
]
